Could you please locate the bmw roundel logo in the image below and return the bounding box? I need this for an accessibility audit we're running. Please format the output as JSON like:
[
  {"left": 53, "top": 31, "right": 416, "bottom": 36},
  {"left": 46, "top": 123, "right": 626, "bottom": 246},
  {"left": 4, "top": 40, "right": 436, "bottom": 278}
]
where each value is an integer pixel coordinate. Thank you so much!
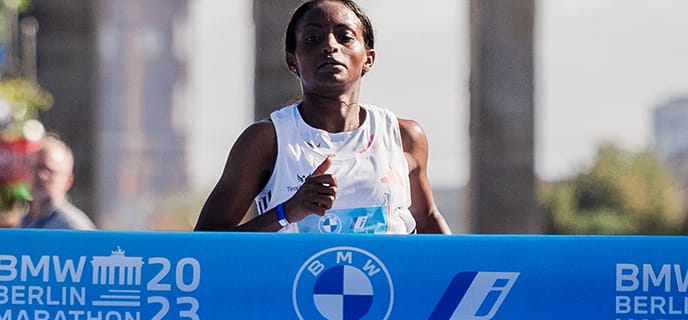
[
  {"left": 318, "top": 214, "right": 343, "bottom": 233},
  {"left": 293, "top": 246, "right": 394, "bottom": 320}
]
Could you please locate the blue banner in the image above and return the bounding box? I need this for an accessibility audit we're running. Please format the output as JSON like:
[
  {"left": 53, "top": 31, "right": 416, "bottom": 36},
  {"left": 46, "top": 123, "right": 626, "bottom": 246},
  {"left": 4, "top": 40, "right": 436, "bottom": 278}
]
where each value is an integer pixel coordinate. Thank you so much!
[{"left": 0, "top": 229, "right": 686, "bottom": 319}]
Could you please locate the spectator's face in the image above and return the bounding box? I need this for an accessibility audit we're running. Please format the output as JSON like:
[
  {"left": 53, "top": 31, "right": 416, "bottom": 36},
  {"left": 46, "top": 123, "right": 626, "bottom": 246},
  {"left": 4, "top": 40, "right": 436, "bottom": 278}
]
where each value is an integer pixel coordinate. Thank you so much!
[{"left": 31, "top": 146, "right": 73, "bottom": 203}]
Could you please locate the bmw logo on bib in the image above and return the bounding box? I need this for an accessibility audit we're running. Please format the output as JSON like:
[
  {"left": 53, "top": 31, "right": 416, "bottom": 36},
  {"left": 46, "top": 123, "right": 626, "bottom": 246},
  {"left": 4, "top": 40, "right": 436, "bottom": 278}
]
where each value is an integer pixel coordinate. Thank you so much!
[
  {"left": 293, "top": 246, "right": 394, "bottom": 320},
  {"left": 319, "top": 213, "right": 343, "bottom": 233}
]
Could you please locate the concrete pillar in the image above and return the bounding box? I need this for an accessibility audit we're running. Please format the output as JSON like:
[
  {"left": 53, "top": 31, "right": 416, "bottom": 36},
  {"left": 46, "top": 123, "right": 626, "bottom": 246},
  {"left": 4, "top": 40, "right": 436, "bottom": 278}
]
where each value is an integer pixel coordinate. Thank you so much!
[
  {"left": 253, "top": 0, "right": 301, "bottom": 120},
  {"left": 30, "top": 0, "right": 98, "bottom": 218},
  {"left": 469, "top": 0, "right": 541, "bottom": 233}
]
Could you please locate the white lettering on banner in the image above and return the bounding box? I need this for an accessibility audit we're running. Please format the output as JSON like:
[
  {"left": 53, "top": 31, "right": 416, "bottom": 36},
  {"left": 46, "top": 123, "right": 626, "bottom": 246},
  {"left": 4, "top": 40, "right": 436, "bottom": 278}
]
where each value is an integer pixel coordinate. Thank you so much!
[
  {"left": 0, "top": 248, "right": 201, "bottom": 319},
  {"left": 148, "top": 296, "right": 169, "bottom": 320},
  {"left": 617, "top": 264, "right": 688, "bottom": 292},
  {"left": 175, "top": 258, "right": 201, "bottom": 292},
  {"left": 0, "top": 285, "right": 85, "bottom": 305},
  {"left": 308, "top": 260, "right": 325, "bottom": 276},
  {"left": 616, "top": 263, "right": 688, "bottom": 319},
  {"left": 0, "top": 255, "right": 17, "bottom": 281},
  {"left": 644, "top": 265, "right": 671, "bottom": 292},
  {"left": 146, "top": 258, "right": 171, "bottom": 291},
  {"left": 617, "top": 264, "right": 639, "bottom": 291},
  {"left": 177, "top": 297, "right": 200, "bottom": 320},
  {"left": 54, "top": 257, "right": 87, "bottom": 283},
  {"left": 0, "top": 310, "right": 140, "bottom": 320},
  {"left": 336, "top": 251, "right": 352, "bottom": 264},
  {"left": 0, "top": 255, "right": 85, "bottom": 283},
  {"left": 21, "top": 256, "right": 48, "bottom": 282},
  {"left": 616, "top": 295, "right": 688, "bottom": 315},
  {"left": 362, "top": 260, "right": 380, "bottom": 277},
  {"left": 676, "top": 265, "right": 688, "bottom": 293}
]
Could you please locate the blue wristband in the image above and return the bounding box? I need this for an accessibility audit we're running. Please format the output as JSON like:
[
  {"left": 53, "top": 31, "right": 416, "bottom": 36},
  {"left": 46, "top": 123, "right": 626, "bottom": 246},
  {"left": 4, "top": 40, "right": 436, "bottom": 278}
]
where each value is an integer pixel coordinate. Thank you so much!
[{"left": 276, "top": 203, "right": 289, "bottom": 227}]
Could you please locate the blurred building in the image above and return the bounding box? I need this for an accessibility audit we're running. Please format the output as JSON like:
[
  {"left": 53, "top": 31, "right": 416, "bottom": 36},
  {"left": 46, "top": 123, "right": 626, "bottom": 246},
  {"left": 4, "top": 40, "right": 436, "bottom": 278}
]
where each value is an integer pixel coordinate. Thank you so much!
[
  {"left": 30, "top": 0, "right": 191, "bottom": 229},
  {"left": 97, "top": 0, "right": 190, "bottom": 229},
  {"left": 654, "top": 96, "right": 688, "bottom": 203},
  {"left": 654, "top": 97, "right": 688, "bottom": 161}
]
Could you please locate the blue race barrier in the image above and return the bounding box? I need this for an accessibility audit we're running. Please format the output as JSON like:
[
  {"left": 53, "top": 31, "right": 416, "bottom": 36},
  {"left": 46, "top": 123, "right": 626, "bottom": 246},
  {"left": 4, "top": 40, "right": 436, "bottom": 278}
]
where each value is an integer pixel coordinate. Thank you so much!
[{"left": 0, "top": 229, "right": 686, "bottom": 319}]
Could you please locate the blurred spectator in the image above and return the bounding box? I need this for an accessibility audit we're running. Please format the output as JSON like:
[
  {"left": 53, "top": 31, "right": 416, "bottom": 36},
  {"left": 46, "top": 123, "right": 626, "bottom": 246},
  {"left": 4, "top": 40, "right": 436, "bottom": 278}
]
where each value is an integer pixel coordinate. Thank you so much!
[
  {"left": 19, "top": 134, "right": 96, "bottom": 229},
  {"left": 0, "top": 206, "right": 25, "bottom": 227}
]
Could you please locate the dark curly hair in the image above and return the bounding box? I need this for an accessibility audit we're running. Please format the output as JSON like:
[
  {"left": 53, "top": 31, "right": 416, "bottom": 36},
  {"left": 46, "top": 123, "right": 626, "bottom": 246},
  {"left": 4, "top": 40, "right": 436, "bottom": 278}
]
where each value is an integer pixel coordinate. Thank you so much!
[{"left": 284, "top": 0, "right": 375, "bottom": 54}]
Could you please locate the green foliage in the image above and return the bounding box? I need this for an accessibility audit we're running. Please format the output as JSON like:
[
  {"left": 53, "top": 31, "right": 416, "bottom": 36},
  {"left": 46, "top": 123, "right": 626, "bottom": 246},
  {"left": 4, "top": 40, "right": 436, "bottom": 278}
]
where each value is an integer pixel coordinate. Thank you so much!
[
  {"left": 540, "top": 144, "right": 685, "bottom": 234},
  {"left": 1, "top": 0, "right": 31, "bottom": 12},
  {"left": 0, "top": 182, "right": 31, "bottom": 204},
  {"left": 0, "top": 77, "right": 52, "bottom": 138},
  {"left": 0, "top": 77, "right": 52, "bottom": 118},
  {"left": 0, "top": 77, "right": 51, "bottom": 212}
]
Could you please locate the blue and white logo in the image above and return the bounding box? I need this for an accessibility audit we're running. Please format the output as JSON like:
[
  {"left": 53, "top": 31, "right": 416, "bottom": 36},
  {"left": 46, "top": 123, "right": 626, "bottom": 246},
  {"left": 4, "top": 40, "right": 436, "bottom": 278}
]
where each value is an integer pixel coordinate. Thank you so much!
[
  {"left": 430, "top": 272, "right": 519, "bottom": 320},
  {"left": 318, "top": 213, "right": 343, "bottom": 233},
  {"left": 293, "top": 246, "right": 394, "bottom": 320}
]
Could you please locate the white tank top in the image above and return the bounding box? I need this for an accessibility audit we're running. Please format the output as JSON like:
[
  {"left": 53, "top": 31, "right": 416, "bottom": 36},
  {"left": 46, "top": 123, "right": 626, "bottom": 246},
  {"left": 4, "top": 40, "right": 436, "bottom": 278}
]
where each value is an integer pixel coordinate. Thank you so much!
[{"left": 254, "top": 103, "right": 416, "bottom": 234}]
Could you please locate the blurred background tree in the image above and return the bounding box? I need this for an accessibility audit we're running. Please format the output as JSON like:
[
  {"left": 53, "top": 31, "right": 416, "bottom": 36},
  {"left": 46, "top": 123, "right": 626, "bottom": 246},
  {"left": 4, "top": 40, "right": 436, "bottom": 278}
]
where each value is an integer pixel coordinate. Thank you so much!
[
  {"left": 540, "top": 144, "right": 686, "bottom": 234},
  {"left": 0, "top": 77, "right": 52, "bottom": 136},
  {"left": 0, "top": 78, "right": 51, "bottom": 227},
  {"left": 0, "top": 0, "right": 52, "bottom": 227}
]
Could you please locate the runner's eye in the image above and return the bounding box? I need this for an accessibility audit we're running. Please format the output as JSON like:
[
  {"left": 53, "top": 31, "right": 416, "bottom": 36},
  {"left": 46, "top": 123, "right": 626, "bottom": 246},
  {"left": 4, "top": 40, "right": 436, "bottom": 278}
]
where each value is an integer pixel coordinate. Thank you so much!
[
  {"left": 338, "top": 33, "right": 355, "bottom": 43},
  {"left": 304, "top": 34, "right": 320, "bottom": 44}
]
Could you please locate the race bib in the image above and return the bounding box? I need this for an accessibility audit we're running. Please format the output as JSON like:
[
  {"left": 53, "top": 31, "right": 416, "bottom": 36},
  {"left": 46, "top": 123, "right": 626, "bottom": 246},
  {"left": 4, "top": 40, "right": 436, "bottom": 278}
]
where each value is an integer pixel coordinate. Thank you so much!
[{"left": 296, "top": 206, "right": 388, "bottom": 234}]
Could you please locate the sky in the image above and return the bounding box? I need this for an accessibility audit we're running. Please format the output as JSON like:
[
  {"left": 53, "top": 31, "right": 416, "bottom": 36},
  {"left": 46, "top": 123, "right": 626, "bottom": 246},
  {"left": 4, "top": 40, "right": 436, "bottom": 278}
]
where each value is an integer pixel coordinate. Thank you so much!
[
  {"left": 187, "top": 0, "right": 688, "bottom": 191},
  {"left": 537, "top": 0, "right": 688, "bottom": 179}
]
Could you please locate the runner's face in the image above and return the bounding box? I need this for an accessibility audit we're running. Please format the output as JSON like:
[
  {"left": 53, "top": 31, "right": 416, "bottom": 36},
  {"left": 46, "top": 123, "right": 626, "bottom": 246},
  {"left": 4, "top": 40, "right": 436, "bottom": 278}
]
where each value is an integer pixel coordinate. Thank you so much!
[{"left": 289, "top": 1, "right": 374, "bottom": 91}]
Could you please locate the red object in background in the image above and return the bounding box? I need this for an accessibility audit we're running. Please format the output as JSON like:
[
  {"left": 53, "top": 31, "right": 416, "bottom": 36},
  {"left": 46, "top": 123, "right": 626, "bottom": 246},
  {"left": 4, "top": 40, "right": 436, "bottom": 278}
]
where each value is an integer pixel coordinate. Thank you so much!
[{"left": 0, "top": 138, "right": 41, "bottom": 184}]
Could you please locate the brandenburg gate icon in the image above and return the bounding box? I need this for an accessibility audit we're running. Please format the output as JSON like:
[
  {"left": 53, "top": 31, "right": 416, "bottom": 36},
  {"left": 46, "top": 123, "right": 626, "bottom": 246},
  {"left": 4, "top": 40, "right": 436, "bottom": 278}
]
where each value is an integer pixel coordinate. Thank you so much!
[{"left": 91, "top": 247, "right": 144, "bottom": 285}]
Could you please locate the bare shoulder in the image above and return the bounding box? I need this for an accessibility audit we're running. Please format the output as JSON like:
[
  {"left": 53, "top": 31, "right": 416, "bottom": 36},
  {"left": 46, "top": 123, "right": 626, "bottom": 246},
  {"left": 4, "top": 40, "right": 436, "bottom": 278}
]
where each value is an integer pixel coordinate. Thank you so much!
[
  {"left": 397, "top": 118, "right": 429, "bottom": 171},
  {"left": 232, "top": 119, "right": 275, "bottom": 155},
  {"left": 222, "top": 118, "right": 277, "bottom": 182},
  {"left": 240, "top": 119, "right": 275, "bottom": 142},
  {"left": 398, "top": 118, "right": 428, "bottom": 146}
]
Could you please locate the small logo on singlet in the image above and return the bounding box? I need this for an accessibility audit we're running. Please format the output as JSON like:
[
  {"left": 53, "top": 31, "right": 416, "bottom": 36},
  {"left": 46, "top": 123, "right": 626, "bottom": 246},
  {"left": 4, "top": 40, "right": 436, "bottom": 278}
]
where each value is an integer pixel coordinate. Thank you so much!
[
  {"left": 256, "top": 191, "right": 272, "bottom": 214},
  {"left": 380, "top": 165, "right": 404, "bottom": 186},
  {"left": 306, "top": 141, "right": 322, "bottom": 149},
  {"left": 288, "top": 174, "right": 309, "bottom": 192},
  {"left": 353, "top": 216, "right": 368, "bottom": 232},
  {"left": 318, "top": 214, "right": 343, "bottom": 233}
]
